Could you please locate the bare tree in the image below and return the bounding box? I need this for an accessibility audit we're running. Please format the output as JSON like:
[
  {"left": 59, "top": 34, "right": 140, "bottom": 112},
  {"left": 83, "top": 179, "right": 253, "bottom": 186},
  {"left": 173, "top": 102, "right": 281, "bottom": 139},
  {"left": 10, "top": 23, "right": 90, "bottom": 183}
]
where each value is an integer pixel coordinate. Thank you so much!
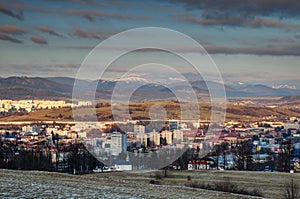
[
  {"left": 220, "top": 142, "right": 229, "bottom": 170},
  {"left": 283, "top": 179, "right": 299, "bottom": 199},
  {"left": 278, "top": 139, "right": 294, "bottom": 172},
  {"left": 233, "top": 140, "right": 253, "bottom": 170}
]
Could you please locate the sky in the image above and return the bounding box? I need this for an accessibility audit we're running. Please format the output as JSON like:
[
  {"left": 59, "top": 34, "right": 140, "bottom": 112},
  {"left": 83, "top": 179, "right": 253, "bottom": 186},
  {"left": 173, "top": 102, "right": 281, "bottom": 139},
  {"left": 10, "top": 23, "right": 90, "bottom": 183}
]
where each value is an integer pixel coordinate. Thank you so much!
[{"left": 0, "top": 0, "right": 299, "bottom": 86}]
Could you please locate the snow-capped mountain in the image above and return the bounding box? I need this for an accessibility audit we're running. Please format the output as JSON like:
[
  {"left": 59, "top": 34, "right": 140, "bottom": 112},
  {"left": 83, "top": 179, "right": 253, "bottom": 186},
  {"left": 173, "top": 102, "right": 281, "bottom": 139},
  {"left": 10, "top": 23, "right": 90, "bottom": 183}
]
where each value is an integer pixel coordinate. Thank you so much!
[
  {"left": 272, "top": 84, "right": 297, "bottom": 90},
  {"left": 115, "top": 76, "right": 150, "bottom": 83}
]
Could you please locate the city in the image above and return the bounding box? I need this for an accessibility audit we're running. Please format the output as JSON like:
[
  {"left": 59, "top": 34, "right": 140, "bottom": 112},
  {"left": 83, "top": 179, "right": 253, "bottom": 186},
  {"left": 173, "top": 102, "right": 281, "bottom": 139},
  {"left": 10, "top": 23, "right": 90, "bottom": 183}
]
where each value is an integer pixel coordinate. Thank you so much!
[
  {"left": 1, "top": 0, "right": 300, "bottom": 198},
  {"left": 1, "top": 101, "right": 300, "bottom": 174}
]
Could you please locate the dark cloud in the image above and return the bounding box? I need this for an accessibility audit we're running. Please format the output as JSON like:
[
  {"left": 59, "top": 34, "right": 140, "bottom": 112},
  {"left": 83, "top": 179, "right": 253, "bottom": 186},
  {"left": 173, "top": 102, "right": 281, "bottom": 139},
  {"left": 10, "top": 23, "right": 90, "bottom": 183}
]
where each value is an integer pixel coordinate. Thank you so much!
[
  {"left": 73, "top": 28, "right": 102, "bottom": 39},
  {"left": 48, "top": 0, "right": 106, "bottom": 7},
  {"left": 176, "top": 14, "right": 298, "bottom": 29},
  {"left": 82, "top": 14, "right": 94, "bottom": 22},
  {"left": 64, "top": 9, "right": 131, "bottom": 21},
  {"left": 204, "top": 44, "right": 300, "bottom": 56},
  {"left": 37, "top": 26, "right": 64, "bottom": 37},
  {"left": 0, "top": 25, "right": 26, "bottom": 34},
  {"left": 177, "top": 16, "right": 243, "bottom": 26},
  {"left": 0, "top": 5, "right": 23, "bottom": 20},
  {"left": 62, "top": 43, "right": 300, "bottom": 56},
  {"left": 247, "top": 18, "right": 291, "bottom": 28},
  {"left": 170, "top": 0, "right": 300, "bottom": 19},
  {"left": 171, "top": 0, "right": 300, "bottom": 29},
  {"left": 72, "top": 28, "right": 119, "bottom": 40},
  {"left": 0, "top": 33, "right": 22, "bottom": 43},
  {"left": 30, "top": 36, "right": 48, "bottom": 44}
]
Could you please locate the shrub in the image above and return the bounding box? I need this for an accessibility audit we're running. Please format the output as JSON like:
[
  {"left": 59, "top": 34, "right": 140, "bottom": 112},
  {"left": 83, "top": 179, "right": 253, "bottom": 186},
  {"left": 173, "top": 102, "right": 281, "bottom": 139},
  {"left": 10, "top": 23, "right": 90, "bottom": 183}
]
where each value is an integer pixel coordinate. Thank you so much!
[
  {"left": 185, "top": 178, "right": 263, "bottom": 197},
  {"left": 150, "top": 171, "right": 164, "bottom": 179},
  {"left": 149, "top": 179, "right": 160, "bottom": 185}
]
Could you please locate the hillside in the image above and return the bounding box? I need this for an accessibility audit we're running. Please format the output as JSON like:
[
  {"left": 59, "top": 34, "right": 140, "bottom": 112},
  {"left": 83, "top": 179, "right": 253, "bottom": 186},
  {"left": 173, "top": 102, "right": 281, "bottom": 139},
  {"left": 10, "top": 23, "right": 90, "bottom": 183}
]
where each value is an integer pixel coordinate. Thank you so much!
[{"left": 1, "top": 102, "right": 300, "bottom": 122}]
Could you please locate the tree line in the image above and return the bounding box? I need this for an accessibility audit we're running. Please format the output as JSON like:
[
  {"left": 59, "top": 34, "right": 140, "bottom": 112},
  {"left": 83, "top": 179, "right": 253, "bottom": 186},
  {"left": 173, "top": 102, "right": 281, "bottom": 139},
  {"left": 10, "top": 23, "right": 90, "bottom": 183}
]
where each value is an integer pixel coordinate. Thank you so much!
[{"left": 0, "top": 140, "right": 102, "bottom": 174}]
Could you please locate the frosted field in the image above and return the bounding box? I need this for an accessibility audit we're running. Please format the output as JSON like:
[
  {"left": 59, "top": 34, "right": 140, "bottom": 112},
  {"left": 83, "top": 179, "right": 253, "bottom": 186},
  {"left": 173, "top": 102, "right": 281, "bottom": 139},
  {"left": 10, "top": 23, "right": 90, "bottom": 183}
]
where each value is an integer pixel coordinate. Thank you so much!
[{"left": 0, "top": 169, "right": 259, "bottom": 199}]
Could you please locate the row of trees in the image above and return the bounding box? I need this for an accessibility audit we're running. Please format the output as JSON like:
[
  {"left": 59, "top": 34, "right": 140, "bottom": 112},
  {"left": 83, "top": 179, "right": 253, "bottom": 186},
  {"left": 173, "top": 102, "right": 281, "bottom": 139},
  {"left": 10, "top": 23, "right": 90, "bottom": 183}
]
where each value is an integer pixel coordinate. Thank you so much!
[
  {"left": 210, "top": 139, "right": 294, "bottom": 172},
  {"left": 0, "top": 137, "right": 296, "bottom": 173},
  {"left": 0, "top": 141, "right": 102, "bottom": 174}
]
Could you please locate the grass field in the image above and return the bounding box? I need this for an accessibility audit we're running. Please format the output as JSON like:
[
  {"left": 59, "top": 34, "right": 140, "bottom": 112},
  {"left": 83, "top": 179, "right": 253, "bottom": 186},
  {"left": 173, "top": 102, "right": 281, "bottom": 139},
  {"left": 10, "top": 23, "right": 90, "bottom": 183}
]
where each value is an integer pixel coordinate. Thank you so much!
[{"left": 1, "top": 169, "right": 300, "bottom": 198}]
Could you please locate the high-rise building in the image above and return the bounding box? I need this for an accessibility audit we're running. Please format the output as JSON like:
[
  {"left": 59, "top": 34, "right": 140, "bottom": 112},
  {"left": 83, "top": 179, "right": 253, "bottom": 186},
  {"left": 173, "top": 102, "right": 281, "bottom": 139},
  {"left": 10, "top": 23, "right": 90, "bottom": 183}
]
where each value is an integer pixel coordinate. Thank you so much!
[
  {"left": 134, "top": 124, "right": 145, "bottom": 134},
  {"left": 152, "top": 131, "right": 160, "bottom": 146},
  {"left": 110, "top": 132, "right": 127, "bottom": 156},
  {"left": 169, "top": 120, "right": 179, "bottom": 132},
  {"left": 173, "top": 129, "right": 184, "bottom": 143},
  {"left": 134, "top": 124, "right": 145, "bottom": 147}
]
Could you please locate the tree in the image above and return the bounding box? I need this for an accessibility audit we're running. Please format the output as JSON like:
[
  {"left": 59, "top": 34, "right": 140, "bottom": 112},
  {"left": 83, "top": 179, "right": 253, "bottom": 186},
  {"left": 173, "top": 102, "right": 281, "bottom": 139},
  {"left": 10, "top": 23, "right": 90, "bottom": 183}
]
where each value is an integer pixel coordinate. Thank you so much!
[
  {"left": 233, "top": 140, "right": 253, "bottom": 170},
  {"left": 278, "top": 139, "right": 294, "bottom": 172},
  {"left": 212, "top": 144, "right": 222, "bottom": 169},
  {"left": 220, "top": 142, "right": 229, "bottom": 170},
  {"left": 283, "top": 179, "right": 299, "bottom": 199},
  {"left": 174, "top": 149, "right": 189, "bottom": 170}
]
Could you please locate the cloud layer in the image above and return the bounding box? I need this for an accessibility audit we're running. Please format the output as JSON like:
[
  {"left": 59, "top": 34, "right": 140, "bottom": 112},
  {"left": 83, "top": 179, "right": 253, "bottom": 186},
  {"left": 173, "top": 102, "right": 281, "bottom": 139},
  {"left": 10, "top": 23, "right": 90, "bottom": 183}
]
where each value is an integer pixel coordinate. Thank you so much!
[
  {"left": 30, "top": 36, "right": 48, "bottom": 44},
  {"left": 0, "top": 4, "right": 24, "bottom": 20},
  {"left": 171, "top": 0, "right": 300, "bottom": 18},
  {"left": 0, "top": 33, "right": 22, "bottom": 43},
  {"left": 37, "top": 26, "right": 63, "bottom": 38},
  {"left": 0, "top": 25, "right": 26, "bottom": 34},
  {"left": 171, "top": 0, "right": 300, "bottom": 29},
  {"left": 64, "top": 9, "right": 131, "bottom": 21}
]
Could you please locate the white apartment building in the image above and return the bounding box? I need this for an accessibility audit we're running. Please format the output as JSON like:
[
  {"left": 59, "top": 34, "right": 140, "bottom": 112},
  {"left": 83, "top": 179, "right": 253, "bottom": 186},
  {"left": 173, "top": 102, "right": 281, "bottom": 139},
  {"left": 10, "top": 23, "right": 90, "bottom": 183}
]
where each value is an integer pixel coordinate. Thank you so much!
[{"left": 110, "top": 132, "right": 127, "bottom": 156}]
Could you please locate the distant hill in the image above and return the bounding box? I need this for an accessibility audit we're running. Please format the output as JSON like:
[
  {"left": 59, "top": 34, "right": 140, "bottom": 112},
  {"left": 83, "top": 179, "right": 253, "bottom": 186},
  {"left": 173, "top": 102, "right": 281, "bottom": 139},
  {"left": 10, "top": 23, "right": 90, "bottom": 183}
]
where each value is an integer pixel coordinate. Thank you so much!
[
  {"left": 0, "top": 76, "right": 72, "bottom": 92},
  {"left": 0, "top": 76, "right": 300, "bottom": 100},
  {"left": 0, "top": 87, "right": 67, "bottom": 100},
  {"left": 0, "top": 77, "right": 72, "bottom": 99}
]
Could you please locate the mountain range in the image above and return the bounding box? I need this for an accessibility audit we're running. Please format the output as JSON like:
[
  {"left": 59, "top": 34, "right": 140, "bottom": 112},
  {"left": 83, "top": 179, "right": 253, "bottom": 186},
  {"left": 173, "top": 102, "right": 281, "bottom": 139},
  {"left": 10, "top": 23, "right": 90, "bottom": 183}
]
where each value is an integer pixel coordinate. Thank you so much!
[{"left": 0, "top": 76, "right": 299, "bottom": 100}]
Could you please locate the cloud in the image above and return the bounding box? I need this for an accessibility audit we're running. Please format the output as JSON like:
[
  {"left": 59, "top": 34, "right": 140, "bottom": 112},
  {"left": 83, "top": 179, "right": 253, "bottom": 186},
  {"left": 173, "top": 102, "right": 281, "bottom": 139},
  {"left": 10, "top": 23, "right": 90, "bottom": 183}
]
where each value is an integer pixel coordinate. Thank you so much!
[
  {"left": 64, "top": 9, "right": 131, "bottom": 21},
  {"left": 170, "top": 0, "right": 300, "bottom": 19},
  {"left": 73, "top": 28, "right": 102, "bottom": 39},
  {"left": 72, "top": 28, "right": 119, "bottom": 40},
  {"left": 295, "top": 34, "right": 300, "bottom": 39},
  {"left": 0, "top": 25, "right": 26, "bottom": 35},
  {"left": 204, "top": 44, "right": 300, "bottom": 56},
  {"left": 268, "top": 37, "right": 295, "bottom": 43},
  {"left": 62, "top": 43, "right": 300, "bottom": 56},
  {"left": 37, "top": 26, "right": 63, "bottom": 37},
  {"left": 0, "top": 4, "right": 24, "bottom": 20},
  {"left": 30, "top": 36, "right": 48, "bottom": 44},
  {"left": 171, "top": 1, "right": 300, "bottom": 30},
  {"left": 51, "top": 0, "right": 106, "bottom": 7},
  {"left": 176, "top": 14, "right": 298, "bottom": 29},
  {"left": 82, "top": 14, "right": 94, "bottom": 22},
  {"left": 178, "top": 16, "right": 243, "bottom": 26},
  {"left": 246, "top": 18, "right": 293, "bottom": 28},
  {"left": 0, "top": 33, "right": 22, "bottom": 43}
]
